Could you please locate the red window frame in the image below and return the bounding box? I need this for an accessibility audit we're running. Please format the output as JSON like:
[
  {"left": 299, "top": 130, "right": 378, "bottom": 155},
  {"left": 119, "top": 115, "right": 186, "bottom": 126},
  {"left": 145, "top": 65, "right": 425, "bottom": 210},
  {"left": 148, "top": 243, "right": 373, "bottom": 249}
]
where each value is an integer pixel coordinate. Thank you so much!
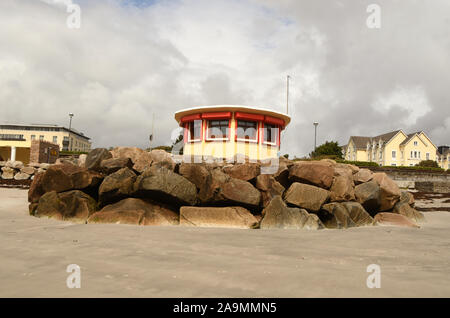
[{"left": 186, "top": 120, "right": 203, "bottom": 142}]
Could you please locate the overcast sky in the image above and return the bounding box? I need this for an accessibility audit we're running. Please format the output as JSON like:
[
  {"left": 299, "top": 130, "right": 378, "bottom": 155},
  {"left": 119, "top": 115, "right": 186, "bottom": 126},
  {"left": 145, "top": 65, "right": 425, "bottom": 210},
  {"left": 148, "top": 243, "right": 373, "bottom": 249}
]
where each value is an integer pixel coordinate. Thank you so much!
[{"left": 1, "top": 0, "right": 449, "bottom": 157}]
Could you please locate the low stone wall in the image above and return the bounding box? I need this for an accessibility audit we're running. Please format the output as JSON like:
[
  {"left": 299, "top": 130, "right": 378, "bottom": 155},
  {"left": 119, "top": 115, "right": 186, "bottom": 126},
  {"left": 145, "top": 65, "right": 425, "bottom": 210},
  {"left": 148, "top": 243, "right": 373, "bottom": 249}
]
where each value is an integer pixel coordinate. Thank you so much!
[
  {"left": 415, "top": 181, "right": 450, "bottom": 193},
  {"left": 364, "top": 167, "right": 450, "bottom": 193},
  {"left": 0, "top": 160, "right": 51, "bottom": 187},
  {"left": 27, "top": 148, "right": 425, "bottom": 230}
]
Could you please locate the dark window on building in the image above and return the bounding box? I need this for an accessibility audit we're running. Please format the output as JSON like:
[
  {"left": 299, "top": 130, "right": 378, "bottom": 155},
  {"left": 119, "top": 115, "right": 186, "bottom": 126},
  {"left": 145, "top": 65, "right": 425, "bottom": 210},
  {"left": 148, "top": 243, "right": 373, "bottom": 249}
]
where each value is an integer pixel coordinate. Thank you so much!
[
  {"left": 207, "top": 120, "right": 229, "bottom": 139},
  {"left": 264, "top": 124, "right": 278, "bottom": 144},
  {"left": 188, "top": 120, "right": 202, "bottom": 141},
  {"left": 236, "top": 120, "right": 257, "bottom": 140}
]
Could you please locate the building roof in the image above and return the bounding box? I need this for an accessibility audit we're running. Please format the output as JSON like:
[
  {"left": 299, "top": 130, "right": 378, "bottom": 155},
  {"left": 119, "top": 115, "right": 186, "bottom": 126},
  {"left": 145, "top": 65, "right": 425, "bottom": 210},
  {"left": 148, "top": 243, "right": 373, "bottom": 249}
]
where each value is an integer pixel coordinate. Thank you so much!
[
  {"left": 349, "top": 136, "right": 372, "bottom": 149},
  {"left": 174, "top": 105, "right": 291, "bottom": 126},
  {"left": 0, "top": 123, "right": 90, "bottom": 140},
  {"left": 399, "top": 131, "right": 421, "bottom": 146},
  {"left": 373, "top": 130, "right": 402, "bottom": 143}
]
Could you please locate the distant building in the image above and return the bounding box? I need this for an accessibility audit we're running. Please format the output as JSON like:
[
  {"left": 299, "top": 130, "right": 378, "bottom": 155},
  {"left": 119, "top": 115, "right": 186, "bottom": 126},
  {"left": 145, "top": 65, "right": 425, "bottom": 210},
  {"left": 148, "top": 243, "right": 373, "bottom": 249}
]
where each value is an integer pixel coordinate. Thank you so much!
[
  {"left": 437, "top": 146, "right": 449, "bottom": 170},
  {"left": 174, "top": 105, "right": 290, "bottom": 161},
  {"left": 344, "top": 130, "right": 437, "bottom": 167},
  {"left": 0, "top": 124, "right": 91, "bottom": 163}
]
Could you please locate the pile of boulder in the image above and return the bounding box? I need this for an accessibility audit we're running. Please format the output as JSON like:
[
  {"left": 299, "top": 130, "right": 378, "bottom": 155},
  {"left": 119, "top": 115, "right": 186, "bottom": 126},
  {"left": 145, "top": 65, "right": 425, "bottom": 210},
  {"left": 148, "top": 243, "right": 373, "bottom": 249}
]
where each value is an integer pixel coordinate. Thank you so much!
[
  {"left": 1, "top": 161, "right": 51, "bottom": 182},
  {"left": 27, "top": 147, "right": 425, "bottom": 230}
]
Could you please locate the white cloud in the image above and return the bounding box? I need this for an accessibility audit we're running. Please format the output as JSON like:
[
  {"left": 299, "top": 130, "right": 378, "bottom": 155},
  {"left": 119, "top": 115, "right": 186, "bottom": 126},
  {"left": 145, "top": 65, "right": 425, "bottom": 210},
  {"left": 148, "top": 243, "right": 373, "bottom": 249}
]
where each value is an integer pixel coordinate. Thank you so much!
[{"left": 0, "top": 0, "right": 449, "bottom": 157}]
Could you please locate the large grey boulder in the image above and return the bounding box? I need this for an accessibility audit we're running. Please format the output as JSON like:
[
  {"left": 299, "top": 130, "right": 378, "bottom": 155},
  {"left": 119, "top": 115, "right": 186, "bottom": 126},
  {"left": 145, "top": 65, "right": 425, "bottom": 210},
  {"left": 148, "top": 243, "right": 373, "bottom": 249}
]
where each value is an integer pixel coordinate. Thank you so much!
[
  {"left": 372, "top": 172, "right": 401, "bottom": 211},
  {"left": 1, "top": 167, "right": 15, "bottom": 179},
  {"left": 393, "top": 201, "right": 425, "bottom": 223},
  {"left": 284, "top": 182, "right": 330, "bottom": 212},
  {"left": 341, "top": 202, "right": 374, "bottom": 226},
  {"left": 289, "top": 161, "right": 335, "bottom": 189},
  {"left": 373, "top": 212, "right": 420, "bottom": 228},
  {"left": 353, "top": 168, "right": 373, "bottom": 185},
  {"left": 98, "top": 167, "right": 137, "bottom": 205},
  {"left": 319, "top": 202, "right": 356, "bottom": 229},
  {"left": 133, "top": 165, "right": 197, "bottom": 206},
  {"left": 354, "top": 180, "right": 381, "bottom": 216},
  {"left": 110, "top": 147, "right": 153, "bottom": 173},
  {"left": 35, "top": 190, "right": 97, "bottom": 223},
  {"left": 148, "top": 149, "right": 176, "bottom": 171},
  {"left": 85, "top": 148, "right": 112, "bottom": 171},
  {"left": 255, "top": 174, "right": 285, "bottom": 208},
  {"left": 222, "top": 163, "right": 260, "bottom": 181},
  {"left": 260, "top": 196, "right": 323, "bottom": 230},
  {"left": 180, "top": 206, "right": 258, "bottom": 229},
  {"left": 220, "top": 178, "right": 262, "bottom": 208},
  {"left": 88, "top": 198, "right": 178, "bottom": 226},
  {"left": 99, "top": 157, "right": 133, "bottom": 174},
  {"left": 14, "top": 172, "right": 30, "bottom": 180},
  {"left": 329, "top": 175, "right": 355, "bottom": 202}
]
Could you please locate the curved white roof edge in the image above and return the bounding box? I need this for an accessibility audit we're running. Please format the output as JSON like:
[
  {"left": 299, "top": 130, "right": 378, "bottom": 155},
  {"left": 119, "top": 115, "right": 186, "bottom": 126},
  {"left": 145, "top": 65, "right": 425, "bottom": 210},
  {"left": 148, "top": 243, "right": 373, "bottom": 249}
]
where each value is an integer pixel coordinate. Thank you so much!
[{"left": 174, "top": 105, "right": 291, "bottom": 125}]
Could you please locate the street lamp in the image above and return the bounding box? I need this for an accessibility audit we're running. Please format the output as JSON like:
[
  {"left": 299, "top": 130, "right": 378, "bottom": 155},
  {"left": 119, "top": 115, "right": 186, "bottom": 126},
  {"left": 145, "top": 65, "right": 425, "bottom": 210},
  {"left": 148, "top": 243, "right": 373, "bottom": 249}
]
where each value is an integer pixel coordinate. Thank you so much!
[
  {"left": 68, "top": 113, "right": 74, "bottom": 151},
  {"left": 313, "top": 122, "right": 319, "bottom": 152}
]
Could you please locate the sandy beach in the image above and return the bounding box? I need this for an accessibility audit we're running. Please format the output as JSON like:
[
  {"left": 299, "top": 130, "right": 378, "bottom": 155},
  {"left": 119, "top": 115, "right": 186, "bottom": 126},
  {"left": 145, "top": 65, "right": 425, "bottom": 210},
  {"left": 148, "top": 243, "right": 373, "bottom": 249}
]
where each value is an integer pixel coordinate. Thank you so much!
[{"left": 0, "top": 187, "right": 449, "bottom": 298}]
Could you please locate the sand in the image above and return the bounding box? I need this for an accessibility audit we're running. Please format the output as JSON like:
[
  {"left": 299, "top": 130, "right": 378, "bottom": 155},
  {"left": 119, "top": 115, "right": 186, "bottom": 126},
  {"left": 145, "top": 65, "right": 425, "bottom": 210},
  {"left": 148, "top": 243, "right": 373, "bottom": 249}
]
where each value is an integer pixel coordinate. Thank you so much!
[{"left": 0, "top": 188, "right": 449, "bottom": 297}]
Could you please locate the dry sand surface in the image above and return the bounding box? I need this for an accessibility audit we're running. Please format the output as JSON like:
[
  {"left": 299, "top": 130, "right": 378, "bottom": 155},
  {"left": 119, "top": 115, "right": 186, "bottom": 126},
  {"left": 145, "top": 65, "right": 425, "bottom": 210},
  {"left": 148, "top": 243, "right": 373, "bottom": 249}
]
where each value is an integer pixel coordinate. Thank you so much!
[{"left": 1, "top": 188, "right": 449, "bottom": 298}]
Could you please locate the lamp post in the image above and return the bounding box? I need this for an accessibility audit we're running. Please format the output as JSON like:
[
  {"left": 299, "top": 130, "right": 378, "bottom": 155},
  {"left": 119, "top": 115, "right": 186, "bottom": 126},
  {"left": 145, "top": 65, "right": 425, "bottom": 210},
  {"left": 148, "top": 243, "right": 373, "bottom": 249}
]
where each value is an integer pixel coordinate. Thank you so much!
[
  {"left": 313, "top": 122, "right": 319, "bottom": 152},
  {"left": 68, "top": 113, "right": 74, "bottom": 151}
]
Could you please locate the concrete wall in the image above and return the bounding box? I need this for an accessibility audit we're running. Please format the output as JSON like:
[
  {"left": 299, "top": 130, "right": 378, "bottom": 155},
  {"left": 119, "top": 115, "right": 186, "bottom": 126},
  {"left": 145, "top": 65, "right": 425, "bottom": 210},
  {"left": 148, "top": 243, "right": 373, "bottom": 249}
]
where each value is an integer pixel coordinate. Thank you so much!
[{"left": 366, "top": 167, "right": 450, "bottom": 193}]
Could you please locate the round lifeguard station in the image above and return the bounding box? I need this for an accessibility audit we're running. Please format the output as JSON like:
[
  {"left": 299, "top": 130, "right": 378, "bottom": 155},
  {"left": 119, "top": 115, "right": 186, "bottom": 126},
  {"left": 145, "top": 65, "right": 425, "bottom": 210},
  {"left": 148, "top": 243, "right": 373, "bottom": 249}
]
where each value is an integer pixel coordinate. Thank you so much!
[{"left": 174, "top": 105, "right": 291, "bottom": 161}]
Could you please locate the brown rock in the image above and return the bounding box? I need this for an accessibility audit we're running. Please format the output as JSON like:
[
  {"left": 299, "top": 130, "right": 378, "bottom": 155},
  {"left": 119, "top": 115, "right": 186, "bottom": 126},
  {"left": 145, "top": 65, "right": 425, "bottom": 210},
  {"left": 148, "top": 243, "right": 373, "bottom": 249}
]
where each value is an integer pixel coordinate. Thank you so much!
[
  {"left": 28, "top": 203, "right": 38, "bottom": 216},
  {"left": 399, "top": 191, "right": 415, "bottom": 207},
  {"left": 78, "top": 154, "right": 87, "bottom": 167},
  {"left": 178, "top": 163, "right": 210, "bottom": 190},
  {"left": 88, "top": 198, "right": 178, "bottom": 226},
  {"left": 354, "top": 180, "right": 381, "bottom": 216},
  {"left": 149, "top": 149, "right": 176, "bottom": 171},
  {"left": 223, "top": 163, "right": 260, "bottom": 181},
  {"left": 393, "top": 201, "right": 425, "bottom": 223},
  {"left": 255, "top": 174, "right": 285, "bottom": 208},
  {"left": 329, "top": 175, "right": 355, "bottom": 202},
  {"left": 14, "top": 172, "right": 30, "bottom": 180},
  {"left": 41, "top": 163, "right": 102, "bottom": 194},
  {"left": 353, "top": 168, "right": 373, "bottom": 184},
  {"left": 110, "top": 147, "right": 153, "bottom": 173},
  {"left": 180, "top": 206, "right": 257, "bottom": 229},
  {"left": 1, "top": 167, "right": 14, "bottom": 179},
  {"left": 133, "top": 165, "right": 197, "bottom": 206},
  {"left": 35, "top": 190, "right": 97, "bottom": 223},
  {"left": 284, "top": 182, "right": 330, "bottom": 212},
  {"left": 289, "top": 161, "right": 335, "bottom": 189},
  {"left": 197, "top": 168, "right": 231, "bottom": 204},
  {"left": 28, "top": 172, "right": 45, "bottom": 203},
  {"left": 319, "top": 202, "right": 356, "bottom": 229},
  {"left": 21, "top": 166, "right": 36, "bottom": 175},
  {"left": 98, "top": 167, "right": 137, "bottom": 205},
  {"left": 220, "top": 178, "right": 261, "bottom": 208},
  {"left": 373, "top": 212, "right": 420, "bottom": 228},
  {"left": 260, "top": 196, "right": 323, "bottom": 230},
  {"left": 85, "top": 148, "right": 112, "bottom": 171},
  {"left": 372, "top": 172, "right": 401, "bottom": 211},
  {"left": 100, "top": 157, "right": 133, "bottom": 174},
  {"left": 341, "top": 202, "right": 373, "bottom": 226}
]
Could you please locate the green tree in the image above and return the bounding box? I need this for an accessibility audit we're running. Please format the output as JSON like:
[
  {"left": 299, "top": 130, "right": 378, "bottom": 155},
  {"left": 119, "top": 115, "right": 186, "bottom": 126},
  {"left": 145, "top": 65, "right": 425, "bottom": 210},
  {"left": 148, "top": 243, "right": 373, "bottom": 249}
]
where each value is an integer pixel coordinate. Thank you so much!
[
  {"left": 416, "top": 160, "right": 439, "bottom": 168},
  {"left": 309, "top": 141, "right": 343, "bottom": 159}
]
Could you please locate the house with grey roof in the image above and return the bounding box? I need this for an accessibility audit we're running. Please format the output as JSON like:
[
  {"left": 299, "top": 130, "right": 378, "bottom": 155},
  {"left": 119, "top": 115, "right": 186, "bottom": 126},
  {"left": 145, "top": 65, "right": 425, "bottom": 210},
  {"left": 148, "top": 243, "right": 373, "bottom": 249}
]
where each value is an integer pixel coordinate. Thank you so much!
[{"left": 344, "top": 130, "right": 437, "bottom": 167}]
